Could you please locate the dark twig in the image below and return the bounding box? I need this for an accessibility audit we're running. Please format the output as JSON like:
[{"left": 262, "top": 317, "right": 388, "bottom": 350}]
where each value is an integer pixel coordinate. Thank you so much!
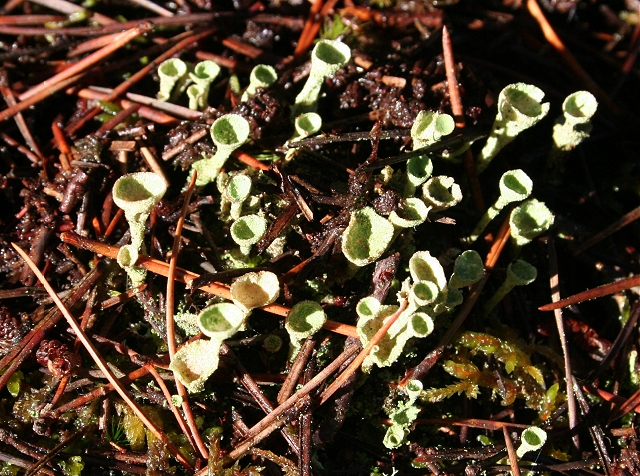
[
  {"left": 442, "top": 25, "right": 484, "bottom": 212},
  {"left": 209, "top": 341, "right": 360, "bottom": 468},
  {"left": 572, "top": 377, "right": 612, "bottom": 475}
]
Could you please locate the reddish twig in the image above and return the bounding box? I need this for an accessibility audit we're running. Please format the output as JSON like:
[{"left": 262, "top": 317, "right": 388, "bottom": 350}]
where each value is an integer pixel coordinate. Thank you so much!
[
  {"left": 95, "top": 103, "right": 141, "bottom": 137},
  {"left": 294, "top": 0, "right": 324, "bottom": 58},
  {"left": 18, "top": 26, "right": 147, "bottom": 103},
  {"left": 104, "top": 208, "right": 124, "bottom": 238},
  {"left": 51, "top": 122, "right": 71, "bottom": 170},
  {"left": 582, "top": 383, "right": 640, "bottom": 414},
  {"left": 49, "top": 287, "right": 98, "bottom": 409},
  {"left": 47, "top": 367, "right": 151, "bottom": 418},
  {"left": 503, "top": 426, "right": 521, "bottom": 476},
  {"left": 538, "top": 274, "right": 640, "bottom": 312},
  {"left": 65, "top": 28, "right": 214, "bottom": 135},
  {"left": 0, "top": 132, "right": 41, "bottom": 165},
  {"left": 59, "top": 231, "right": 359, "bottom": 337},
  {"left": 0, "top": 264, "right": 102, "bottom": 392},
  {"left": 233, "top": 150, "right": 271, "bottom": 171},
  {"left": 0, "top": 74, "right": 44, "bottom": 162}
]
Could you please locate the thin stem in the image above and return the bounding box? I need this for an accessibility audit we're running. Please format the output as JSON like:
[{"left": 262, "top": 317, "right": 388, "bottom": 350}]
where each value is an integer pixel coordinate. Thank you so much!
[
  {"left": 502, "top": 426, "right": 521, "bottom": 476},
  {"left": 165, "top": 171, "right": 209, "bottom": 460},
  {"left": 442, "top": 24, "right": 484, "bottom": 212},
  {"left": 547, "top": 237, "right": 579, "bottom": 451}
]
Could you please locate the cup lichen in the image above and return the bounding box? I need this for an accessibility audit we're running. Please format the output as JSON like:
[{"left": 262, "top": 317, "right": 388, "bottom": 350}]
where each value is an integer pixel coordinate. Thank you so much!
[
  {"left": 484, "top": 259, "right": 537, "bottom": 315},
  {"left": 421, "top": 176, "right": 462, "bottom": 212},
  {"left": 465, "top": 169, "right": 533, "bottom": 244},
  {"left": 547, "top": 90, "right": 598, "bottom": 177},
  {"left": 285, "top": 301, "right": 327, "bottom": 360},
  {"left": 242, "top": 64, "right": 277, "bottom": 102},
  {"left": 157, "top": 57, "right": 188, "bottom": 101},
  {"left": 187, "top": 60, "right": 221, "bottom": 110},
  {"left": 516, "top": 426, "right": 547, "bottom": 458},
  {"left": 191, "top": 114, "right": 251, "bottom": 187},
  {"left": 112, "top": 172, "right": 167, "bottom": 286},
  {"left": 292, "top": 39, "right": 351, "bottom": 116},
  {"left": 342, "top": 206, "right": 395, "bottom": 267},
  {"left": 477, "top": 83, "right": 550, "bottom": 173},
  {"left": 509, "top": 198, "right": 554, "bottom": 247}
]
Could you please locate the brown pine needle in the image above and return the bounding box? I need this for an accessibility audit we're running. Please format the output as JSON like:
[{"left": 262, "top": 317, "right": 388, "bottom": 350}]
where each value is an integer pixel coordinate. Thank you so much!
[
  {"left": 51, "top": 122, "right": 71, "bottom": 170},
  {"left": 0, "top": 73, "right": 84, "bottom": 123},
  {"left": 0, "top": 76, "right": 44, "bottom": 162},
  {"left": 11, "top": 243, "right": 194, "bottom": 472},
  {"left": 526, "top": 0, "right": 621, "bottom": 115},
  {"left": 539, "top": 274, "right": 640, "bottom": 311},
  {"left": 233, "top": 150, "right": 270, "bottom": 171},
  {"left": 548, "top": 237, "right": 579, "bottom": 450},
  {"left": 294, "top": 0, "right": 324, "bottom": 58},
  {"left": 18, "top": 26, "right": 147, "bottom": 102}
]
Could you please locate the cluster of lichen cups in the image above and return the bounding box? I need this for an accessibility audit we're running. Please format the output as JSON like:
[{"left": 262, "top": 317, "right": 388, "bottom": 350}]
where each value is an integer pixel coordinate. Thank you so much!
[
  {"left": 144, "top": 44, "right": 596, "bottom": 459},
  {"left": 170, "top": 270, "right": 281, "bottom": 393}
]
